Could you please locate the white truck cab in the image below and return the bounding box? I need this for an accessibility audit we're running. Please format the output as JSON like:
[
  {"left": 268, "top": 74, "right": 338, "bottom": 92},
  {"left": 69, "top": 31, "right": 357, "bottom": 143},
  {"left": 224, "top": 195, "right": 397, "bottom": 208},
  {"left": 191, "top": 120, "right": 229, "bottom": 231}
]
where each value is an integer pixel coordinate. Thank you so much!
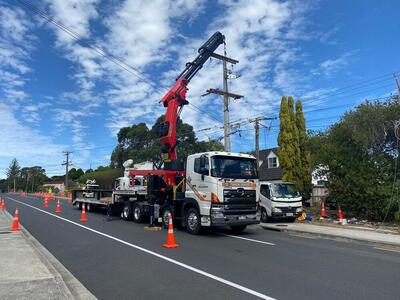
[
  {"left": 259, "top": 181, "right": 302, "bottom": 223},
  {"left": 184, "top": 151, "right": 261, "bottom": 233}
]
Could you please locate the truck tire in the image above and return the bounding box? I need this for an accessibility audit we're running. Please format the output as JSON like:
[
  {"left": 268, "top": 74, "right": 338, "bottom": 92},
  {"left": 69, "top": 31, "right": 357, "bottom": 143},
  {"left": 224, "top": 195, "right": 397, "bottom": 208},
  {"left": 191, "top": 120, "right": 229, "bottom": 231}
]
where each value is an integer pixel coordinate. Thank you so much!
[
  {"left": 185, "top": 207, "right": 202, "bottom": 235},
  {"left": 121, "top": 202, "right": 132, "bottom": 221},
  {"left": 132, "top": 203, "right": 143, "bottom": 223},
  {"left": 230, "top": 225, "right": 247, "bottom": 233},
  {"left": 86, "top": 203, "right": 91, "bottom": 212},
  {"left": 75, "top": 202, "right": 81, "bottom": 210},
  {"left": 161, "top": 206, "right": 172, "bottom": 229},
  {"left": 261, "top": 207, "right": 268, "bottom": 223}
]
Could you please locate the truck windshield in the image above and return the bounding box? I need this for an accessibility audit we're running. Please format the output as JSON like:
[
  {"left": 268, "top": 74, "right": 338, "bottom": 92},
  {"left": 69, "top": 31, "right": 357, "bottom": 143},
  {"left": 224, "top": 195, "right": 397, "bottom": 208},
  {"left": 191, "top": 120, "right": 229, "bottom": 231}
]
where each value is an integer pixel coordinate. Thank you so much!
[
  {"left": 211, "top": 156, "right": 257, "bottom": 179},
  {"left": 271, "top": 184, "right": 299, "bottom": 198}
]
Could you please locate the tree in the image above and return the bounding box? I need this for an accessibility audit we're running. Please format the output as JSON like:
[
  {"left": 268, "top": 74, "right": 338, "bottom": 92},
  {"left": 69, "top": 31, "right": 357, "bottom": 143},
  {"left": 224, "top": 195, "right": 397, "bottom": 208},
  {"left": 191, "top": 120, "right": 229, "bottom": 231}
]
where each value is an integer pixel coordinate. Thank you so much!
[
  {"left": 295, "top": 100, "right": 312, "bottom": 198},
  {"left": 278, "top": 97, "right": 297, "bottom": 182},
  {"left": 6, "top": 158, "right": 20, "bottom": 192},
  {"left": 68, "top": 168, "right": 84, "bottom": 181},
  {"left": 308, "top": 96, "right": 400, "bottom": 220},
  {"left": 110, "top": 114, "right": 223, "bottom": 168}
]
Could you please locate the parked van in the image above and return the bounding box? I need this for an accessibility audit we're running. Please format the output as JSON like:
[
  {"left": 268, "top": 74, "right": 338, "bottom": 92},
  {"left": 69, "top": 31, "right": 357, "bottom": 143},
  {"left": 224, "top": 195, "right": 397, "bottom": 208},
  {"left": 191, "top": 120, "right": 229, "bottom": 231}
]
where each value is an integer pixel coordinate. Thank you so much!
[{"left": 259, "top": 181, "right": 302, "bottom": 222}]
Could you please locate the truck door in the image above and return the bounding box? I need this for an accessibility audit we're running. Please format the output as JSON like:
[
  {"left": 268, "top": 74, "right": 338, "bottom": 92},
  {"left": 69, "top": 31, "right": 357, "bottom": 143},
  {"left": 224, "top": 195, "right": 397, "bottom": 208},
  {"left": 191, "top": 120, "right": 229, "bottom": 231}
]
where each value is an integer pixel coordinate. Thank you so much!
[
  {"left": 187, "top": 155, "right": 211, "bottom": 203},
  {"left": 260, "top": 184, "right": 272, "bottom": 216}
]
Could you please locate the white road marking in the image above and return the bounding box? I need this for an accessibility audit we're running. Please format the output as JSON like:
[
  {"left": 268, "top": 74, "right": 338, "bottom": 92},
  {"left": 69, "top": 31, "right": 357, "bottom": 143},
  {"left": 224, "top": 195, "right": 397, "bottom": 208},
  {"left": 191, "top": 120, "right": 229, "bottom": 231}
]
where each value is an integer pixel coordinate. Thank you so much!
[
  {"left": 6, "top": 196, "right": 276, "bottom": 300},
  {"left": 374, "top": 247, "right": 400, "bottom": 253},
  {"left": 222, "top": 233, "right": 275, "bottom": 246}
]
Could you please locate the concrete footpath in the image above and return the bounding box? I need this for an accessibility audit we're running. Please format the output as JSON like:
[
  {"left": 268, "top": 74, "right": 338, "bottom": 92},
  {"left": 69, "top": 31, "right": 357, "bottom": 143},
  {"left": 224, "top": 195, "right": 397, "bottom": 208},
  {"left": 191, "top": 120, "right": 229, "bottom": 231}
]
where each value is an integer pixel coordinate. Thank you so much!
[
  {"left": 261, "top": 222, "right": 400, "bottom": 247},
  {"left": 0, "top": 208, "right": 96, "bottom": 300}
]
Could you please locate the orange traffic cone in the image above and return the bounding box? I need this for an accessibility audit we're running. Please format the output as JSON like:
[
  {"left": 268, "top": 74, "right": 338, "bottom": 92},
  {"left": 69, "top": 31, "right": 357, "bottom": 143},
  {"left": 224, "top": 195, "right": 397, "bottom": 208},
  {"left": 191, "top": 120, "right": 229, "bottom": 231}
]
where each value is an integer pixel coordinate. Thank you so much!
[
  {"left": 80, "top": 204, "right": 87, "bottom": 222},
  {"left": 10, "top": 207, "right": 20, "bottom": 231},
  {"left": 55, "top": 200, "right": 62, "bottom": 213},
  {"left": 163, "top": 213, "right": 179, "bottom": 249},
  {"left": 338, "top": 206, "right": 345, "bottom": 222},
  {"left": 43, "top": 196, "right": 49, "bottom": 208},
  {"left": 0, "top": 199, "right": 4, "bottom": 211},
  {"left": 320, "top": 201, "right": 327, "bottom": 219}
]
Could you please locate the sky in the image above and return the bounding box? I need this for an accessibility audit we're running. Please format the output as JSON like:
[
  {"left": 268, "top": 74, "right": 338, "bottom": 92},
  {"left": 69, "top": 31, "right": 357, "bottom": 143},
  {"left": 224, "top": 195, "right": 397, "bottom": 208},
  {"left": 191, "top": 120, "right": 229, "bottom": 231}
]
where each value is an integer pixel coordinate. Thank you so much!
[{"left": 0, "top": 0, "right": 399, "bottom": 178}]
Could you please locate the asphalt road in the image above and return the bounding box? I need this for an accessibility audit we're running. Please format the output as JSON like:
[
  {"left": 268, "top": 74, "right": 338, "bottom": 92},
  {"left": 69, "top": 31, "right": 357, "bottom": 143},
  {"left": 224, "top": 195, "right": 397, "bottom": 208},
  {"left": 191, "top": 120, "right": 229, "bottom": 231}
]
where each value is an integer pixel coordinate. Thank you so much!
[{"left": 2, "top": 193, "right": 400, "bottom": 300}]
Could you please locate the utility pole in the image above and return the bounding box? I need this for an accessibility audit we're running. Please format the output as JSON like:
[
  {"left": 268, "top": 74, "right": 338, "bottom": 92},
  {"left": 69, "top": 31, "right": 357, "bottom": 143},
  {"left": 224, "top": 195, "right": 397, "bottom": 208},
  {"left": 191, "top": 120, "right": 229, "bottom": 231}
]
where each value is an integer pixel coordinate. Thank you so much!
[
  {"left": 249, "top": 117, "right": 276, "bottom": 168},
  {"left": 202, "top": 45, "right": 242, "bottom": 152},
  {"left": 393, "top": 73, "right": 400, "bottom": 95},
  {"left": 62, "top": 151, "right": 72, "bottom": 190}
]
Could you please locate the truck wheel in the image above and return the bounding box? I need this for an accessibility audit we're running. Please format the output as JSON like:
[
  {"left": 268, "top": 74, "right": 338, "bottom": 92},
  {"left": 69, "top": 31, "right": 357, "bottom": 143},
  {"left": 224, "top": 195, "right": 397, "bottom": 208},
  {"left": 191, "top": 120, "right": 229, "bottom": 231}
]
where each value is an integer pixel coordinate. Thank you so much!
[
  {"left": 75, "top": 202, "right": 81, "bottom": 210},
  {"left": 161, "top": 206, "right": 172, "bottom": 229},
  {"left": 230, "top": 225, "right": 247, "bottom": 234},
  {"left": 132, "top": 203, "right": 143, "bottom": 223},
  {"left": 261, "top": 208, "right": 268, "bottom": 223},
  {"left": 121, "top": 202, "right": 132, "bottom": 221},
  {"left": 185, "top": 207, "right": 201, "bottom": 235},
  {"left": 86, "top": 203, "right": 91, "bottom": 212}
]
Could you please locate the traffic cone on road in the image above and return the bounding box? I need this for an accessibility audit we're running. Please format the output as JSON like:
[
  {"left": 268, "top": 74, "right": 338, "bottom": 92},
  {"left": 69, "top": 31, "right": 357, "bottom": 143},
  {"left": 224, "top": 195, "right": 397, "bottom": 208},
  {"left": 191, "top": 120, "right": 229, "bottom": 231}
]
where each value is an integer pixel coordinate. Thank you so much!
[
  {"left": 10, "top": 207, "right": 20, "bottom": 231},
  {"left": 43, "top": 196, "right": 49, "bottom": 208},
  {"left": 320, "top": 201, "right": 327, "bottom": 219},
  {"left": 55, "top": 200, "right": 62, "bottom": 213},
  {"left": 163, "top": 213, "right": 179, "bottom": 249},
  {"left": 0, "top": 199, "right": 4, "bottom": 211},
  {"left": 80, "top": 204, "right": 87, "bottom": 222}
]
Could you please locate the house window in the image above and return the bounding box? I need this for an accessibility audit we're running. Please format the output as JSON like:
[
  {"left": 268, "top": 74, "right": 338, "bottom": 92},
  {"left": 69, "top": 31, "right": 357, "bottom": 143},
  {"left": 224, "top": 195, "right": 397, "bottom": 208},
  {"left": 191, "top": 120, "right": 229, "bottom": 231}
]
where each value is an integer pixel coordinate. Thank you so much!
[{"left": 268, "top": 157, "right": 277, "bottom": 168}]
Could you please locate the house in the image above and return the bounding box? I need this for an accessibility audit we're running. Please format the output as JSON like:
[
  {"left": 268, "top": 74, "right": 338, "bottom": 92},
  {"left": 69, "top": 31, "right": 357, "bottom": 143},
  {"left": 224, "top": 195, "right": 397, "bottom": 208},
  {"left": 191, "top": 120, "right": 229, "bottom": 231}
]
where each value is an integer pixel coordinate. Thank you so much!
[{"left": 258, "top": 148, "right": 283, "bottom": 182}]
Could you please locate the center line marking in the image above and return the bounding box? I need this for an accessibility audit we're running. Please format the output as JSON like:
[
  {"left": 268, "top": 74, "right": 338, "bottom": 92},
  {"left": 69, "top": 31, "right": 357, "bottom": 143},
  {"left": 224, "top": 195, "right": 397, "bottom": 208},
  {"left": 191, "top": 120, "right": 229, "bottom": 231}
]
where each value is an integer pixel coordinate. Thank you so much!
[
  {"left": 222, "top": 234, "right": 275, "bottom": 246},
  {"left": 6, "top": 196, "right": 276, "bottom": 300}
]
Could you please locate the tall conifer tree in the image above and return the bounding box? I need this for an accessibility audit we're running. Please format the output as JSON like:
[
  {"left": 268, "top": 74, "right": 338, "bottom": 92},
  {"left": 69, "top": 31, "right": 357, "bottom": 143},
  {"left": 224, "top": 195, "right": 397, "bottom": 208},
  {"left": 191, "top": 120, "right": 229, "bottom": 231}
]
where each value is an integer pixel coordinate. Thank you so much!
[
  {"left": 278, "top": 96, "right": 296, "bottom": 182},
  {"left": 295, "top": 100, "right": 311, "bottom": 197}
]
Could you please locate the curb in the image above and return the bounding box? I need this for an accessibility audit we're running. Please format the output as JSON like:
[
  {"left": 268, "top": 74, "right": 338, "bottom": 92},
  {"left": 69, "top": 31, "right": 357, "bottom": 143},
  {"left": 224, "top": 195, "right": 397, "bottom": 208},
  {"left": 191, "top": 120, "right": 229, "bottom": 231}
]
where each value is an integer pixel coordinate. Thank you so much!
[
  {"left": 2, "top": 199, "right": 96, "bottom": 300},
  {"left": 260, "top": 223, "right": 400, "bottom": 247}
]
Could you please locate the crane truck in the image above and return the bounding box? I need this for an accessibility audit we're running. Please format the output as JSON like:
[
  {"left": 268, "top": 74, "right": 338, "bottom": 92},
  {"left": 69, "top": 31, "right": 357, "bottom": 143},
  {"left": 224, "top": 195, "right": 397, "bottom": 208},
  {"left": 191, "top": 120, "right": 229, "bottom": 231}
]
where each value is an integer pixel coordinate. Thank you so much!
[{"left": 73, "top": 32, "right": 261, "bottom": 234}]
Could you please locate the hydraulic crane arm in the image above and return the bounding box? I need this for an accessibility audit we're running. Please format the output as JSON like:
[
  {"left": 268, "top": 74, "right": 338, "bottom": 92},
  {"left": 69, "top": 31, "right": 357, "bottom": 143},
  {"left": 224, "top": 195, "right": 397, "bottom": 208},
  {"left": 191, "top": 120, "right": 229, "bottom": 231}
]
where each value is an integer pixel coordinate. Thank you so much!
[{"left": 159, "top": 31, "right": 225, "bottom": 162}]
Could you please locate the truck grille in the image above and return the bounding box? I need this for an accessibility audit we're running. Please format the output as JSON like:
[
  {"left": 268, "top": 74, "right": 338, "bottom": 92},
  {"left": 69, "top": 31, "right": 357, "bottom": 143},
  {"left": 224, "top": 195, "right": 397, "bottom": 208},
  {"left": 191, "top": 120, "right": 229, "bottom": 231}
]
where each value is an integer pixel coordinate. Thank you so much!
[{"left": 223, "top": 189, "right": 257, "bottom": 215}]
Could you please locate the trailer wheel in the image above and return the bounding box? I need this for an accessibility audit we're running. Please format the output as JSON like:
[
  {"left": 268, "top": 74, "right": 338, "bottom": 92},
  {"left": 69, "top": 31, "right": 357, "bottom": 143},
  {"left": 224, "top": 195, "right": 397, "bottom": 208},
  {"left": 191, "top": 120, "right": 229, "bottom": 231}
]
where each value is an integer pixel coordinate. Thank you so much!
[
  {"left": 185, "top": 207, "right": 201, "bottom": 235},
  {"left": 121, "top": 202, "right": 132, "bottom": 221},
  {"left": 161, "top": 206, "right": 172, "bottom": 229},
  {"left": 132, "top": 203, "right": 143, "bottom": 223}
]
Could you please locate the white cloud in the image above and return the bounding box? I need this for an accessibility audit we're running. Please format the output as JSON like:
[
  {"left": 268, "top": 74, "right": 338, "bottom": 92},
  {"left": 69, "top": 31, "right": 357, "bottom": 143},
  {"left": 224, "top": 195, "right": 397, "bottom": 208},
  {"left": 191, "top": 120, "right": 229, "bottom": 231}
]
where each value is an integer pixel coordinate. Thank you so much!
[
  {"left": 0, "top": 103, "right": 65, "bottom": 176},
  {"left": 313, "top": 51, "right": 354, "bottom": 77}
]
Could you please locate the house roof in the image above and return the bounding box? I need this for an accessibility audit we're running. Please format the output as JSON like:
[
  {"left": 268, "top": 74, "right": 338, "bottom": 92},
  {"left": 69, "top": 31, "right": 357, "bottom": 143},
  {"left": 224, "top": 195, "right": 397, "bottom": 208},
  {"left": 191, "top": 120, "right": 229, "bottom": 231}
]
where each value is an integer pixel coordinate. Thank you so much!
[
  {"left": 258, "top": 147, "right": 279, "bottom": 160},
  {"left": 259, "top": 164, "right": 283, "bottom": 181}
]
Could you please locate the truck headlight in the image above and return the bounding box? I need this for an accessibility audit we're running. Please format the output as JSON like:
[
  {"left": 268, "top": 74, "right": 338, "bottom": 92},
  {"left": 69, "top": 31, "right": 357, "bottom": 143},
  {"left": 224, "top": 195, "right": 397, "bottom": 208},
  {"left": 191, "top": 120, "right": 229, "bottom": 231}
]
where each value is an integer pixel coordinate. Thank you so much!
[
  {"left": 211, "top": 205, "right": 225, "bottom": 218},
  {"left": 272, "top": 207, "right": 282, "bottom": 213}
]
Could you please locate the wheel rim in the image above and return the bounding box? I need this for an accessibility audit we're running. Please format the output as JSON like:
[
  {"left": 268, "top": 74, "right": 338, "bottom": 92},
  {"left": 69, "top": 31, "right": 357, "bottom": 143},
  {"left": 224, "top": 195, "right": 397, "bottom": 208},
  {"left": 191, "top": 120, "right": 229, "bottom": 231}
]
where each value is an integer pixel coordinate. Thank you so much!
[
  {"left": 187, "top": 212, "right": 198, "bottom": 231},
  {"left": 123, "top": 206, "right": 129, "bottom": 218},
  {"left": 163, "top": 209, "right": 170, "bottom": 225},
  {"left": 134, "top": 207, "right": 140, "bottom": 220},
  {"left": 87, "top": 204, "right": 90, "bottom": 211}
]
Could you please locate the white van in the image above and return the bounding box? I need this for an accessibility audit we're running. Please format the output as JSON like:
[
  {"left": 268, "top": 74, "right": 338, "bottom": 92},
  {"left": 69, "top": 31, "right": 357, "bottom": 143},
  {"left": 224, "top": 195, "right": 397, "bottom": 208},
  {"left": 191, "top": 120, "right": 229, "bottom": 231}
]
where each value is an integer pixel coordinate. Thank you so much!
[{"left": 259, "top": 181, "right": 302, "bottom": 222}]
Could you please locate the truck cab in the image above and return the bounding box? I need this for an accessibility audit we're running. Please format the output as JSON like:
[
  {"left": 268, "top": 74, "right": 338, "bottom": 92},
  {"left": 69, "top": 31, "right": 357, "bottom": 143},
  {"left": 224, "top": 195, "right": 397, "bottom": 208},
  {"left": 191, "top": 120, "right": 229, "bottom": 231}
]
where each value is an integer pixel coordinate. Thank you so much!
[
  {"left": 184, "top": 151, "right": 261, "bottom": 233},
  {"left": 259, "top": 181, "right": 302, "bottom": 223},
  {"left": 114, "top": 175, "right": 146, "bottom": 193}
]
